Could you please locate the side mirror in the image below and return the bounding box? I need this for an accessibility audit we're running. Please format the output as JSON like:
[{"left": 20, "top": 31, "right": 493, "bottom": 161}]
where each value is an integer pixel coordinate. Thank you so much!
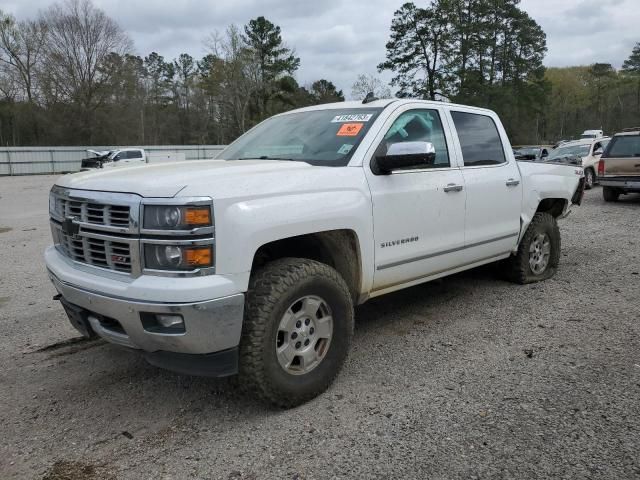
[
  {"left": 593, "top": 148, "right": 603, "bottom": 156},
  {"left": 541, "top": 150, "right": 549, "bottom": 158},
  {"left": 373, "top": 141, "right": 436, "bottom": 175}
]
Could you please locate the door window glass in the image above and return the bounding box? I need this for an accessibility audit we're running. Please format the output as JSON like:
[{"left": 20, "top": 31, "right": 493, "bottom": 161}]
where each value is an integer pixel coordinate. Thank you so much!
[
  {"left": 374, "top": 109, "right": 450, "bottom": 169},
  {"left": 451, "top": 112, "right": 506, "bottom": 166}
]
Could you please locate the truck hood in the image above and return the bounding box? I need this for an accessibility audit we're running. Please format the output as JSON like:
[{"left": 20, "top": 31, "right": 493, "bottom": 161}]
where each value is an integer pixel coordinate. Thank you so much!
[{"left": 56, "top": 160, "right": 318, "bottom": 198}]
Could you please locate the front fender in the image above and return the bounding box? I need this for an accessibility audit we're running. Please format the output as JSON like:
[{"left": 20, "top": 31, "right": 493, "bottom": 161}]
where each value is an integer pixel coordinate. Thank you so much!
[{"left": 214, "top": 189, "right": 374, "bottom": 293}]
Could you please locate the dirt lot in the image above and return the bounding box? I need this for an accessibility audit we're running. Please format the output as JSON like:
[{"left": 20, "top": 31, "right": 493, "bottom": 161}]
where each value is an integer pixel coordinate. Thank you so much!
[{"left": 0, "top": 174, "right": 639, "bottom": 480}]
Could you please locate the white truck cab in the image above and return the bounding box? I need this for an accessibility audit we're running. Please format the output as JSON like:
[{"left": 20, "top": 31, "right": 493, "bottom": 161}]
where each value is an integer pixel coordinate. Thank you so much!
[
  {"left": 46, "top": 99, "right": 584, "bottom": 406},
  {"left": 580, "top": 129, "right": 604, "bottom": 139}
]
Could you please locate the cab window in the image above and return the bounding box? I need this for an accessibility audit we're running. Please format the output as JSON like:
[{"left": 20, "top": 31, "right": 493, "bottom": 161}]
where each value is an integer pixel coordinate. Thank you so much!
[
  {"left": 374, "top": 109, "right": 450, "bottom": 169},
  {"left": 451, "top": 111, "right": 506, "bottom": 166}
]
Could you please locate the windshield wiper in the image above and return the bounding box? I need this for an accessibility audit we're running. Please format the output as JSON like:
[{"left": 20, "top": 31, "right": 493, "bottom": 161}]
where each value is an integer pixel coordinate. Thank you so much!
[{"left": 238, "top": 156, "right": 297, "bottom": 161}]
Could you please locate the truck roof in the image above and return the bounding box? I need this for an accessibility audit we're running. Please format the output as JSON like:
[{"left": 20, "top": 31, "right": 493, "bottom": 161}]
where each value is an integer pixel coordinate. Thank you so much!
[{"left": 284, "top": 98, "right": 498, "bottom": 116}]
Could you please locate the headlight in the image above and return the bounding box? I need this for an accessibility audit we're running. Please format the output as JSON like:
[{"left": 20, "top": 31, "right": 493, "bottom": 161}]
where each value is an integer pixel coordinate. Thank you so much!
[
  {"left": 144, "top": 244, "right": 213, "bottom": 271},
  {"left": 143, "top": 205, "right": 212, "bottom": 230}
]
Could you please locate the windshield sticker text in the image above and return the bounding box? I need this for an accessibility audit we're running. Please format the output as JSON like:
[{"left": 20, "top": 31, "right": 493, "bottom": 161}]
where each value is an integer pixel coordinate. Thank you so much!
[
  {"left": 331, "top": 114, "right": 373, "bottom": 123},
  {"left": 337, "top": 123, "right": 364, "bottom": 137}
]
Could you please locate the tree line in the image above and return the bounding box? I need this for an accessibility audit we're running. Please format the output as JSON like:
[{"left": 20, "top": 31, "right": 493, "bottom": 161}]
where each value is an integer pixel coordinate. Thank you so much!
[
  {"left": 0, "top": 0, "right": 638, "bottom": 147},
  {"left": 0, "top": 0, "right": 345, "bottom": 146}
]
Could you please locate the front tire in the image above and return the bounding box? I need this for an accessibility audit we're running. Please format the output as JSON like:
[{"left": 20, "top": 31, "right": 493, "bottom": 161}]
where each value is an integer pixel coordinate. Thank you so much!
[
  {"left": 239, "top": 258, "right": 354, "bottom": 408},
  {"left": 505, "top": 212, "right": 560, "bottom": 284}
]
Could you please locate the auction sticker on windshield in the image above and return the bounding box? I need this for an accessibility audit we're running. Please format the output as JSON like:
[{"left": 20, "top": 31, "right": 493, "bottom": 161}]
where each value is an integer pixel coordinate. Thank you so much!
[
  {"left": 332, "top": 114, "right": 374, "bottom": 123},
  {"left": 337, "top": 123, "right": 364, "bottom": 136}
]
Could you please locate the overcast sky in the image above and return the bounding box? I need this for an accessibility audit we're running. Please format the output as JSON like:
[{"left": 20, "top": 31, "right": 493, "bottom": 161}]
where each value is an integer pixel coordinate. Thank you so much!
[{"left": 2, "top": 0, "right": 639, "bottom": 97}]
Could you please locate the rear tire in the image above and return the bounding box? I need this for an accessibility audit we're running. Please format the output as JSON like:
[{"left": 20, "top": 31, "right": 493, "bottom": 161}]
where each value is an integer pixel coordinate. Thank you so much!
[
  {"left": 584, "top": 168, "right": 595, "bottom": 190},
  {"left": 239, "top": 258, "right": 354, "bottom": 408},
  {"left": 603, "top": 186, "right": 620, "bottom": 202},
  {"left": 505, "top": 212, "right": 560, "bottom": 284}
]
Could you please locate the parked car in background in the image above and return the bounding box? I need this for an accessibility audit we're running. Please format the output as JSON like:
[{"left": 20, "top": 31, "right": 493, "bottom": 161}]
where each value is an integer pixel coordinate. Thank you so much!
[
  {"left": 546, "top": 137, "right": 610, "bottom": 189},
  {"left": 513, "top": 145, "right": 551, "bottom": 160},
  {"left": 597, "top": 127, "right": 640, "bottom": 201},
  {"left": 80, "top": 148, "right": 185, "bottom": 171},
  {"left": 580, "top": 129, "right": 604, "bottom": 140}
]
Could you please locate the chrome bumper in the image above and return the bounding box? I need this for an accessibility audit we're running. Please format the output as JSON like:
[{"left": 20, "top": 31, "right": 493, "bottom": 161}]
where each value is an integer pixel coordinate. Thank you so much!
[
  {"left": 49, "top": 271, "right": 244, "bottom": 355},
  {"left": 599, "top": 178, "right": 640, "bottom": 189}
]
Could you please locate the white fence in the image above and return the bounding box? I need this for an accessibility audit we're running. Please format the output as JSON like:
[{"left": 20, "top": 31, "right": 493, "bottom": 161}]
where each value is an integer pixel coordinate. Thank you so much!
[{"left": 0, "top": 145, "right": 226, "bottom": 176}]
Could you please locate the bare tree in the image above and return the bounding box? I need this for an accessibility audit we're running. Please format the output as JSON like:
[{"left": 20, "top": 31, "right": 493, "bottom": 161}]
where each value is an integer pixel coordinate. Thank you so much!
[
  {"left": 0, "top": 11, "right": 47, "bottom": 104},
  {"left": 351, "top": 74, "right": 392, "bottom": 100},
  {"left": 205, "top": 25, "right": 260, "bottom": 136},
  {"left": 40, "top": 0, "right": 132, "bottom": 141}
]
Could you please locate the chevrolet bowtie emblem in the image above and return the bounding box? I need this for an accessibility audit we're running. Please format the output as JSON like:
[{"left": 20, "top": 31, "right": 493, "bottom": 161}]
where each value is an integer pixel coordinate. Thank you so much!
[{"left": 62, "top": 216, "right": 80, "bottom": 236}]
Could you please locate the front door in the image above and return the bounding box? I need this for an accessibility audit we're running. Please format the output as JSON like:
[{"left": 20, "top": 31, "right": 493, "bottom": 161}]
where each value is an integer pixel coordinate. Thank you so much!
[{"left": 364, "top": 106, "right": 466, "bottom": 292}]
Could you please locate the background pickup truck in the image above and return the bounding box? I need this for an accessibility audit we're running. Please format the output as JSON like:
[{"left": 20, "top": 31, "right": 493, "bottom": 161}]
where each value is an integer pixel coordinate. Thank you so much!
[
  {"left": 80, "top": 148, "right": 185, "bottom": 170},
  {"left": 597, "top": 127, "right": 640, "bottom": 201},
  {"left": 45, "top": 99, "right": 584, "bottom": 407}
]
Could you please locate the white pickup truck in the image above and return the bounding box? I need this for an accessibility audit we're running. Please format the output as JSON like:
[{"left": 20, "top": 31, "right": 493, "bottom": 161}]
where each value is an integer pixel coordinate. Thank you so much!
[
  {"left": 45, "top": 99, "right": 584, "bottom": 407},
  {"left": 80, "top": 148, "right": 185, "bottom": 170}
]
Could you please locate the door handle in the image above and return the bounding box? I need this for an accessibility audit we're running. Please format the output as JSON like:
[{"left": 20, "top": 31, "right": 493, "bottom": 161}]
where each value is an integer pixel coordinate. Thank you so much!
[
  {"left": 506, "top": 178, "right": 520, "bottom": 187},
  {"left": 443, "top": 183, "right": 463, "bottom": 193}
]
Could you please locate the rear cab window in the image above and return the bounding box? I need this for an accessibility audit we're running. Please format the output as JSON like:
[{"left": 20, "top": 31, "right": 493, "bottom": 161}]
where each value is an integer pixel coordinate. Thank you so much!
[
  {"left": 451, "top": 111, "right": 506, "bottom": 166},
  {"left": 603, "top": 135, "right": 640, "bottom": 158}
]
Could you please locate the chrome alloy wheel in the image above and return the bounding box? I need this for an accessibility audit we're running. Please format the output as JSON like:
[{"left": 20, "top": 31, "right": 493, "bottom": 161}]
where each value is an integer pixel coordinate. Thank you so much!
[
  {"left": 529, "top": 233, "right": 551, "bottom": 275},
  {"left": 276, "top": 295, "right": 333, "bottom": 375}
]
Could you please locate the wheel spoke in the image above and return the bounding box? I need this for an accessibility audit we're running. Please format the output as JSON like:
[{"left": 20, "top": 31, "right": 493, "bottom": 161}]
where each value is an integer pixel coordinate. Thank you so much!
[
  {"left": 542, "top": 241, "right": 551, "bottom": 255},
  {"left": 277, "top": 342, "right": 297, "bottom": 368},
  {"left": 301, "top": 297, "right": 322, "bottom": 319},
  {"left": 315, "top": 316, "right": 333, "bottom": 339},
  {"left": 299, "top": 347, "right": 319, "bottom": 370},
  {"left": 279, "top": 310, "right": 296, "bottom": 333}
]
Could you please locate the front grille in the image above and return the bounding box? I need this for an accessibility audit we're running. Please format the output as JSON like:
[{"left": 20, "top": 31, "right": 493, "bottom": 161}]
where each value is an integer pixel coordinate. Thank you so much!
[
  {"left": 54, "top": 227, "right": 133, "bottom": 273},
  {"left": 57, "top": 197, "right": 131, "bottom": 228}
]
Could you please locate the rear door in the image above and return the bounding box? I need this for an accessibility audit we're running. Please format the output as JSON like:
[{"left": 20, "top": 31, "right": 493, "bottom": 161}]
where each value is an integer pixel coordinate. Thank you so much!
[{"left": 447, "top": 109, "right": 522, "bottom": 262}]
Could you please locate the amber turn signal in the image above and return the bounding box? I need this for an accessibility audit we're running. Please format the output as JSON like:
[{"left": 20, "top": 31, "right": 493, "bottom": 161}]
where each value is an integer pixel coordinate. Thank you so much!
[
  {"left": 185, "top": 207, "right": 211, "bottom": 226},
  {"left": 185, "top": 246, "right": 213, "bottom": 267}
]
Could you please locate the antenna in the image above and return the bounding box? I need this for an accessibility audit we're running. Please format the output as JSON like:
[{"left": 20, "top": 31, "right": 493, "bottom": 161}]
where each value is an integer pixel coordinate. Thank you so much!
[{"left": 362, "top": 92, "right": 378, "bottom": 104}]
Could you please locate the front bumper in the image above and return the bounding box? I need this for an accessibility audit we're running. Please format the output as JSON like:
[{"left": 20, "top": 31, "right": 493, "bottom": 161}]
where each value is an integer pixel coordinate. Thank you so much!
[{"left": 50, "top": 272, "right": 244, "bottom": 355}]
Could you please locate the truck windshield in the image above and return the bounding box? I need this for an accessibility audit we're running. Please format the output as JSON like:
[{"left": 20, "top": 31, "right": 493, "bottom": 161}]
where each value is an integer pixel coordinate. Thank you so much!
[
  {"left": 218, "top": 108, "right": 383, "bottom": 166},
  {"left": 604, "top": 136, "right": 640, "bottom": 158},
  {"left": 548, "top": 144, "right": 590, "bottom": 159}
]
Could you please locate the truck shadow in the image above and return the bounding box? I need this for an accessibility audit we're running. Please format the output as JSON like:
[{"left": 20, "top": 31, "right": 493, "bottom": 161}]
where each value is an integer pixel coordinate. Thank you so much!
[{"left": 28, "top": 262, "right": 503, "bottom": 435}]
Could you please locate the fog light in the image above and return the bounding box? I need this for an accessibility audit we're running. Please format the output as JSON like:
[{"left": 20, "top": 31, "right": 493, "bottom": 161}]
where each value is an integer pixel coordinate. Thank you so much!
[
  {"left": 140, "top": 312, "right": 185, "bottom": 334},
  {"left": 156, "top": 314, "right": 184, "bottom": 329}
]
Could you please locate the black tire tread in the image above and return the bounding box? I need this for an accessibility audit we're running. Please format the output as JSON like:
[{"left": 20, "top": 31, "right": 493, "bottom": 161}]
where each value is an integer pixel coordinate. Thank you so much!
[
  {"left": 603, "top": 186, "right": 619, "bottom": 202},
  {"left": 505, "top": 212, "right": 560, "bottom": 284},
  {"left": 239, "top": 258, "right": 353, "bottom": 408}
]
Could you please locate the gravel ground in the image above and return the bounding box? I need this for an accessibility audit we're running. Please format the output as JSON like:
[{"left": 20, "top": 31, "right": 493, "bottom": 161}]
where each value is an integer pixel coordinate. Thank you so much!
[{"left": 1, "top": 174, "right": 639, "bottom": 480}]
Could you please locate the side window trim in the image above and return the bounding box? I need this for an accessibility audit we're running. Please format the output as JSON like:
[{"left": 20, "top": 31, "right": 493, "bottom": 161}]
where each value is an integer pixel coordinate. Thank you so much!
[
  {"left": 369, "top": 107, "right": 453, "bottom": 174},
  {"left": 447, "top": 109, "right": 511, "bottom": 169}
]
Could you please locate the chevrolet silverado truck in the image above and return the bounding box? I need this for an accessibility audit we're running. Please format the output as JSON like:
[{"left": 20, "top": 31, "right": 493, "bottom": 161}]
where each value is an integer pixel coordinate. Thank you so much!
[
  {"left": 597, "top": 127, "right": 640, "bottom": 201},
  {"left": 45, "top": 99, "right": 584, "bottom": 407}
]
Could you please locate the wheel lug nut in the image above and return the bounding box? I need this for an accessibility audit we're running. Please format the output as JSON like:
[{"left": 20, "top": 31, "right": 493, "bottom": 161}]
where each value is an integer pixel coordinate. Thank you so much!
[
  {"left": 295, "top": 341, "right": 301, "bottom": 349},
  {"left": 296, "top": 320, "right": 302, "bottom": 328},
  {"left": 309, "top": 327, "right": 314, "bottom": 335},
  {"left": 305, "top": 318, "right": 310, "bottom": 326},
  {"left": 291, "top": 332, "right": 298, "bottom": 339},
  {"left": 304, "top": 339, "right": 310, "bottom": 346}
]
